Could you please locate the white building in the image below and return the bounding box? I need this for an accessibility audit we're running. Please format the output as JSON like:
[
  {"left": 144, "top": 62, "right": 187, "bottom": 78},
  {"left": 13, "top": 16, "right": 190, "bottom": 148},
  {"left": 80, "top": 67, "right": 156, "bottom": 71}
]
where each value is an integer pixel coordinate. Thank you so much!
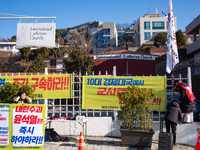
[
  {"left": 134, "top": 14, "right": 177, "bottom": 47},
  {"left": 92, "top": 22, "right": 118, "bottom": 53},
  {"left": 186, "top": 14, "right": 200, "bottom": 56},
  {"left": 0, "top": 42, "right": 20, "bottom": 56},
  {"left": 61, "top": 21, "right": 103, "bottom": 40}
]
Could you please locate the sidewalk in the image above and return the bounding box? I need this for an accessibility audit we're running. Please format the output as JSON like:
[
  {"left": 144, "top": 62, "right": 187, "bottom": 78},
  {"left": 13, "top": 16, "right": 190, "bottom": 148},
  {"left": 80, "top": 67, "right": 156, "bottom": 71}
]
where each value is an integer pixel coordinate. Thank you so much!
[{"left": 44, "top": 136, "right": 195, "bottom": 150}]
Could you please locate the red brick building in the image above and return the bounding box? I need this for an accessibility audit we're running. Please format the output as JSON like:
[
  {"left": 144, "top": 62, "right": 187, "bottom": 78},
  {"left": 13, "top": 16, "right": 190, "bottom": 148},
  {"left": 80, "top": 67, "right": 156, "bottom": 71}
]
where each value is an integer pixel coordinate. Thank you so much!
[{"left": 90, "top": 50, "right": 158, "bottom": 76}]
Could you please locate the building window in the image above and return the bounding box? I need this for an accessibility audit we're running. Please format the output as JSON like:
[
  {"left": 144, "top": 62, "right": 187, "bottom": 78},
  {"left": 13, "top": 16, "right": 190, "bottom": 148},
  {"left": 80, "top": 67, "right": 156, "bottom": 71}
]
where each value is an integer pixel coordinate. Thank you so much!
[
  {"left": 138, "top": 24, "right": 140, "bottom": 32},
  {"left": 94, "top": 36, "right": 97, "bottom": 42},
  {"left": 104, "top": 37, "right": 110, "bottom": 43},
  {"left": 153, "top": 32, "right": 157, "bottom": 36},
  {"left": 103, "top": 29, "right": 110, "bottom": 35},
  {"left": 98, "top": 34, "right": 103, "bottom": 40},
  {"left": 138, "top": 34, "right": 140, "bottom": 46},
  {"left": 118, "top": 37, "right": 123, "bottom": 41},
  {"left": 118, "top": 32, "right": 123, "bottom": 36},
  {"left": 103, "top": 45, "right": 110, "bottom": 48},
  {"left": 144, "top": 22, "right": 150, "bottom": 30},
  {"left": 144, "top": 32, "right": 150, "bottom": 40},
  {"left": 98, "top": 41, "right": 103, "bottom": 47},
  {"left": 56, "top": 60, "right": 63, "bottom": 69},
  {"left": 152, "top": 22, "right": 164, "bottom": 29},
  {"left": 46, "top": 62, "right": 50, "bottom": 67},
  {"left": 0, "top": 45, "right": 6, "bottom": 49},
  {"left": 44, "top": 60, "right": 50, "bottom": 68},
  {"left": 166, "top": 21, "right": 168, "bottom": 29},
  {"left": 127, "top": 33, "right": 134, "bottom": 37}
]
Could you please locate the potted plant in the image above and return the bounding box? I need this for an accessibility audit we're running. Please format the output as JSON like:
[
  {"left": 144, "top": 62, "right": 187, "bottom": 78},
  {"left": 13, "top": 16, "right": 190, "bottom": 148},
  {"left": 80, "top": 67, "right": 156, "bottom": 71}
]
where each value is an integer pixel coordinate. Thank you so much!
[{"left": 117, "top": 85, "right": 156, "bottom": 148}]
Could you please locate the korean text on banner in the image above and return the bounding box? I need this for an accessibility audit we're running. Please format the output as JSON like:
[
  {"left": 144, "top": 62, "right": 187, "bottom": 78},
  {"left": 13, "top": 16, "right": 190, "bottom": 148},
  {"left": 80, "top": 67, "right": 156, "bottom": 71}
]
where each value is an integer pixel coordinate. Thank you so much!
[
  {"left": 166, "top": 0, "right": 179, "bottom": 73},
  {"left": 0, "top": 74, "right": 72, "bottom": 99},
  {"left": 82, "top": 76, "right": 167, "bottom": 111},
  {"left": 0, "top": 104, "right": 10, "bottom": 149},
  {"left": 11, "top": 104, "right": 46, "bottom": 149},
  {"left": 17, "top": 23, "right": 55, "bottom": 48}
]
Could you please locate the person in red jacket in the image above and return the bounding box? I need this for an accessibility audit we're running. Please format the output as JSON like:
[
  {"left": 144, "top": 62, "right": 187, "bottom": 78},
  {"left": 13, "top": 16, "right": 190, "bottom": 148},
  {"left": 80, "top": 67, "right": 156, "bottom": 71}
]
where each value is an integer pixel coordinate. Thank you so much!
[{"left": 174, "top": 82, "right": 196, "bottom": 122}]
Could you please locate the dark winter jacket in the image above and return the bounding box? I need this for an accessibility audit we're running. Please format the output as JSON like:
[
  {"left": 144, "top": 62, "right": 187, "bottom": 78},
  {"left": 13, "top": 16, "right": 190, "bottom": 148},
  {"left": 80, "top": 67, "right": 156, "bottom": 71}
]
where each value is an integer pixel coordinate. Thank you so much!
[
  {"left": 165, "top": 100, "right": 182, "bottom": 124},
  {"left": 6, "top": 96, "right": 32, "bottom": 104},
  {"left": 176, "top": 83, "right": 196, "bottom": 113}
]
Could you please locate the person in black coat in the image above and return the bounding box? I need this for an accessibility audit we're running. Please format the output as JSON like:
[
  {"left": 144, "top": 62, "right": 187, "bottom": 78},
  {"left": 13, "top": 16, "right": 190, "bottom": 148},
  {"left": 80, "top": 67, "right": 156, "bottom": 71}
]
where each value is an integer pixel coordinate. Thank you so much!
[
  {"left": 6, "top": 91, "right": 32, "bottom": 104},
  {"left": 174, "top": 82, "right": 196, "bottom": 113},
  {"left": 165, "top": 100, "right": 182, "bottom": 145}
]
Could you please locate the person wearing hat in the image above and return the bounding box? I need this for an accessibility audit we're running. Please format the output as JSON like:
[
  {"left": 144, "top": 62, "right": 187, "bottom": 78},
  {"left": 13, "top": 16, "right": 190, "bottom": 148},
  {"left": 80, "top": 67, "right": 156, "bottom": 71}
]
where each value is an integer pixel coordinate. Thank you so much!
[
  {"left": 6, "top": 91, "right": 32, "bottom": 104},
  {"left": 165, "top": 100, "right": 182, "bottom": 145}
]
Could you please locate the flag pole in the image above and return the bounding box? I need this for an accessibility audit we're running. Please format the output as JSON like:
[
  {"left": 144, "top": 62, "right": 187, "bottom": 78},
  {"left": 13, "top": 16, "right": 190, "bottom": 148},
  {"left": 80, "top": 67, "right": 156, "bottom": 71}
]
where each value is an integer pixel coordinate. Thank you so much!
[
  {"left": 171, "top": 45, "right": 174, "bottom": 100},
  {"left": 167, "top": 0, "right": 178, "bottom": 100},
  {"left": 166, "top": 0, "right": 179, "bottom": 100}
]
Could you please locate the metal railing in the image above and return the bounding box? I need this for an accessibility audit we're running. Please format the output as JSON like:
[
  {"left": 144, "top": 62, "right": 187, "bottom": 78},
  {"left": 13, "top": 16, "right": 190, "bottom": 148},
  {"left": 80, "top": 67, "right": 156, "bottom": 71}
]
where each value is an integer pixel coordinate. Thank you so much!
[
  {"left": 1, "top": 68, "right": 191, "bottom": 121},
  {"left": 43, "top": 71, "right": 189, "bottom": 121}
]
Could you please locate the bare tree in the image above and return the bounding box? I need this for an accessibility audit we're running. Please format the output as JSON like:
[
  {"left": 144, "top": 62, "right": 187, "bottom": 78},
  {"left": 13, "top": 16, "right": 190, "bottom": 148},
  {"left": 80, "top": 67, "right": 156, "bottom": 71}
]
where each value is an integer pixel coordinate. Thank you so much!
[
  {"left": 131, "top": 20, "right": 137, "bottom": 30},
  {"left": 60, "top": 38, "right": 65, "bottom": 45},
  {"left": 0, "top": 56, "right": 23, "bottom": 72},
  {"left": 116, "top": 23, "right": 131, "bottom": 31},
  {"left": 65, "top": 29, "right": 93, "bottom": 51},
  {"left": 16, "top": 60, "right": 33, "bottom": 72}
]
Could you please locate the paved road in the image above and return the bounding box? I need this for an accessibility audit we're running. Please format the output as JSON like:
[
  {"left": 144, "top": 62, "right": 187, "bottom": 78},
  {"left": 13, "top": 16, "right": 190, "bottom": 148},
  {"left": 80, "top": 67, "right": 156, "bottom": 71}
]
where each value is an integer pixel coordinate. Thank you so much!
[
  {"left": 43, "top": 122, "right": 200, "bottom": 150},
  {"left": 44, "top": 136, "right": 195, "bottom": 150}
]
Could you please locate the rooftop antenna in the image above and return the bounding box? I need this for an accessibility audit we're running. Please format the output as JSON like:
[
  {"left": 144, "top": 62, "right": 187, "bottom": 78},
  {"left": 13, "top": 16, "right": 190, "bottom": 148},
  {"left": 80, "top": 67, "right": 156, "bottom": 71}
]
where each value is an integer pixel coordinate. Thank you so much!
[
  {"left": 149, "top": 1, "right": 152, "bottom": 14},
  {"left": 147, "top": 8, "right": 151, "bottom": 14}
]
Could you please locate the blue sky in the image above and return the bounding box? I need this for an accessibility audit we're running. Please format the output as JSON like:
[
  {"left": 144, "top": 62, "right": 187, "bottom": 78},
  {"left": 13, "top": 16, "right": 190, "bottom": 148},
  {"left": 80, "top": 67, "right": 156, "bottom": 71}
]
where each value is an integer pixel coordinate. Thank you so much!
[{"left": 0, "top": 0, "right": 199, "bottom": 39}]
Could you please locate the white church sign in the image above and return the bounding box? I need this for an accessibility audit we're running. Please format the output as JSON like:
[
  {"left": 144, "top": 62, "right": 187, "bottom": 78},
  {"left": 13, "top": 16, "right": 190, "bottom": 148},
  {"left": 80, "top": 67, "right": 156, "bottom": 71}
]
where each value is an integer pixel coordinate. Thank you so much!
[{"left": 17, "top": 23, "right": 55, "bottom": 48}]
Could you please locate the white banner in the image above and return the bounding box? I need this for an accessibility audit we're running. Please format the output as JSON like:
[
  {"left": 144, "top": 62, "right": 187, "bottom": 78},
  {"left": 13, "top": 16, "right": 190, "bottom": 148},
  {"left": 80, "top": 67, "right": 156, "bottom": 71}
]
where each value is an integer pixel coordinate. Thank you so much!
[
  {"left": 12, "top": 105, "right": 44, "bottom": 147},
  {"left": 166, "top": 0, "right": 179, "bottom": 73},
  {"left": 17, "top": 23, "right": 55, "bottom": 48},
  {"left": 0, "top": 105, "right": 9, "bottom": 146}
]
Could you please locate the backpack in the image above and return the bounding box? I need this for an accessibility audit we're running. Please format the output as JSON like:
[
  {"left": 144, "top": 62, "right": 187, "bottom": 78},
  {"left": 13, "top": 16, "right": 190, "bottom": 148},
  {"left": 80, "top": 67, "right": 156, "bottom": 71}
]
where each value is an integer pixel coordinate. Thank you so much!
[
  {"left": 49, "top": 130, "right": 62, "bottom": 142},
  {"left": 49, "top": 130, "right": 68, "bottom": 142}
]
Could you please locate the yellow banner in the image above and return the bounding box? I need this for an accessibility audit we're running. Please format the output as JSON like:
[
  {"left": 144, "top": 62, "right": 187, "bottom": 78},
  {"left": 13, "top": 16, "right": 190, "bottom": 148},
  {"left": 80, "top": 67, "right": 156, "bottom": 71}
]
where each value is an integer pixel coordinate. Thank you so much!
[
  {"left": 0, "top": 74, "right": 72, "bottom": 99},
  {"left": 82, "top": 76, "right": 167, "bottom": 111}
]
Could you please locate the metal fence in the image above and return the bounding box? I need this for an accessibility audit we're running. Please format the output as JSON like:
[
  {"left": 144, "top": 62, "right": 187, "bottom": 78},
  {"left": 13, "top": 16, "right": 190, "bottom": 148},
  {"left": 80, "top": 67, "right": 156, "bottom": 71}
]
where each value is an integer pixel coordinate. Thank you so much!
[
  {"left": 44, "top": 72, "right": 116, "bottom": 119},
  {"left": 34, "top": 69, "right": 190, "bottom": 121},
  {"left": 2, "top": 68, "right": 190, "bottom": 121}
]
